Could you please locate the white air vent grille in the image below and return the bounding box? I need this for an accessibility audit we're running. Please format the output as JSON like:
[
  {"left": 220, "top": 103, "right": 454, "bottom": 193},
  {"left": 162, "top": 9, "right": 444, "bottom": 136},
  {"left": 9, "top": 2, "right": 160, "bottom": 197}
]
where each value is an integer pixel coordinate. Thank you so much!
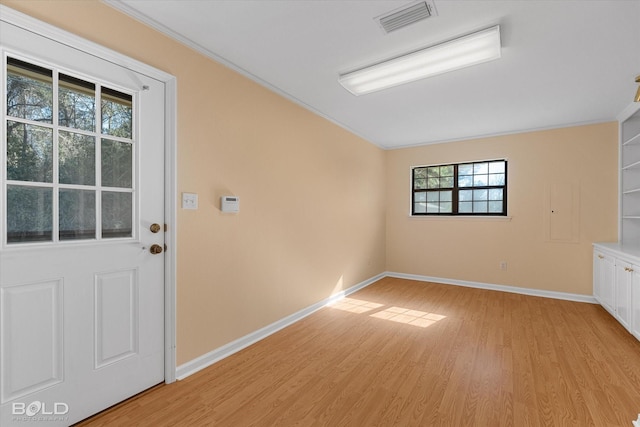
[{"left": 378, "top": 1, "right": 437, "bottom": 34}]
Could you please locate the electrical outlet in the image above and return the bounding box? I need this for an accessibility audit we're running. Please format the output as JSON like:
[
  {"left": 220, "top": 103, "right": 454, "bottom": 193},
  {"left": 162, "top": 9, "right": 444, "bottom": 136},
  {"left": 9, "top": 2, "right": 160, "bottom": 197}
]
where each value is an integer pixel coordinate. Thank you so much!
[
  {"left": 182, "top": 192, "right": 198, "bottom": 210},
  {"left": 499, "top": 261, "right": 507, "bottom": 271}
]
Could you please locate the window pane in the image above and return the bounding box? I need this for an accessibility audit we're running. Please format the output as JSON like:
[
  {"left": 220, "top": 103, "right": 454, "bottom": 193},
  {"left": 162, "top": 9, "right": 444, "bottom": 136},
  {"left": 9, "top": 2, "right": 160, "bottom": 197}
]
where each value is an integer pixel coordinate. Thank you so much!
[
  {"left": 440, "top": 191, "right": 452, "bottom": 202},
  {"left": 426, "top": 192, "right": 439, "bottom": 202},
  {"left": 59, "top": 189, "right": 96, "bottom": 240},
  {"left": 101, "top": 139, "right": 132, "bottom": 188},
  {"left": 459, "top": 164, "right": 473, "bottom": 175},
  {"left": 473, "top": 174, "right": 488, "bottom": 186},
  {"left": 427, "top": 167, "right": 439, "bottom": 178},
  {"left": 427, "top": 178, "right": 439, "bottom": 189},
  {"left": 489, "top": 189, "right": 503, "bottom": 200},
  {"left": 414, "top": 168, "right": 427, "bottom": 179},
  {"left": 489, "top": 201, "right": 503, "bottom": 213},
  {"left": 59, "top": 74, "right": 95, "bottom": 132},
  {"left": 440, "top": 165, "right": 453, "bottom": 176},
  {"left": 414, "top": 178, "right": 427, "bottom": 189},
  {"left": 474, "top": 162, "right": 488, "bottom": 174},
  {"left": 489, "top": 173, "right": 505, "bottom": 186},
  {"left": 489, "top": 161, "right": 505, "bottom": 174},
  {"left": 102, "top": 191, "right": 132, "bottom": 238},
  {"left": 459, "top": 201, "right": 472, "bottom": 213},
  {"left": 414, "top": 202, "right": 427, "bottom": 213},
  {"left": 414, "top": 192, "right": 426, "bottom": 202},
  {"left": 101, "top": 87, "right": 132, "bottom": 138},
  {"left": 427, "top": 202, "right": 439, "bottom": 213},
  {"left": 458, "top": 175, "right": 472, "bottom": 187},
  {"left": 473, "top": 189, "right": 488, "bottom": 201},
  {"left": 7, "top": 185, "right": 52, "bottom": 243},
  {"left": 6, "top": 58, "right": 53, "bottom": 123},
  {"left": 440, "top": 177, "right": 454, "bottom": 188},
  {"left": 440, "top": 202, "right": 452, "bottom": 213},
  {"left": 59, "top": 131, "right": 95, "bottom": 185},
  {"left": 473, "top": 201, "right": 488, "bottom": 212},
  {"left": 7, "top": 121, "right": 53, "bottom": 183},
  {"left": 459, "top": 190, "right": 473, "bottom": 201}
]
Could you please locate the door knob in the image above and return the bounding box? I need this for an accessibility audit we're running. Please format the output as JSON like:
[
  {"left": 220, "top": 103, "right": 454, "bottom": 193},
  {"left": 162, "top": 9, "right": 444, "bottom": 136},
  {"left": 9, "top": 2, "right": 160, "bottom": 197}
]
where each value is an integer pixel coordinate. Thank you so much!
[
  {"left": 149, "top": 244, "right": 163, "bottom": 255},
  {"left": 150, "top": 223, "right": 161, "bottom": 233}
]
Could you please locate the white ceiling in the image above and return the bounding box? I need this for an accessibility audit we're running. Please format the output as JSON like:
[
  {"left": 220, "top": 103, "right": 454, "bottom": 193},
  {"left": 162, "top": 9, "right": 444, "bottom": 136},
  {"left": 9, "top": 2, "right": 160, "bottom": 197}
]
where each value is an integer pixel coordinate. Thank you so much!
[{"left": 107, "top": 0, "right": 640, "bottom": 149}]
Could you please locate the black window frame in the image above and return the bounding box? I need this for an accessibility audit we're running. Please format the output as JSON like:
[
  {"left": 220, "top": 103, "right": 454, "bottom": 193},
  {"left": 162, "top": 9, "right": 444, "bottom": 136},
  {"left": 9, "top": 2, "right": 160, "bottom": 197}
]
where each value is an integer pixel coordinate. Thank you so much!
[{"left": 411, "top": 159, "right": 508, "bottom": 216}]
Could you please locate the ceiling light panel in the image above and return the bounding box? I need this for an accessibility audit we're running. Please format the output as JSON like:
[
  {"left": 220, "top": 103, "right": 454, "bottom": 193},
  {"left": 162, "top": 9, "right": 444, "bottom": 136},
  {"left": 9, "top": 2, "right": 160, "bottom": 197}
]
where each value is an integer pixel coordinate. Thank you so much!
[{"left": 339, "top": 25, "right": 501, "bottom": 96}]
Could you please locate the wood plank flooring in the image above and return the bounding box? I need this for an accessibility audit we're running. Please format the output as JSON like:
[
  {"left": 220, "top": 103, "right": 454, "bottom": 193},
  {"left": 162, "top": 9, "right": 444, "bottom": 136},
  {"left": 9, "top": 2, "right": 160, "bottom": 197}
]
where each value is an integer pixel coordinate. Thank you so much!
[{"left": 76, "top": 277, "right": 640, "bottom": 426}]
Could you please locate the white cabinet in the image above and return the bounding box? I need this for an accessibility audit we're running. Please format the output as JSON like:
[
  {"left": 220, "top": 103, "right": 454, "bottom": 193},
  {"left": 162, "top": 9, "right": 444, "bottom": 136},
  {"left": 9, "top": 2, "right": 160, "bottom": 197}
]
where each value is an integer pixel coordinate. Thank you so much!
[
  {"left": 592, "top": 105, "right": 640, "bottom": 341},
  {"left": 594, "top": 249, "right": 615, "bottom": 313},
  {"left": 594, "top": 244, "right": 640, "bottom": 340},
  {"left": 615, "top": 260, "right": 633, "bottom": 328}
]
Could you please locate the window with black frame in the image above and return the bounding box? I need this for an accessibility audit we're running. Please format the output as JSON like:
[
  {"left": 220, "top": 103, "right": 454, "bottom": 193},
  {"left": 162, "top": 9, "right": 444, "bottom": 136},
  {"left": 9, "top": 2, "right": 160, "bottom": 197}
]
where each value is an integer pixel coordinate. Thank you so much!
[{"left": 412, "top": 160, "right": 507, "bottom": 216}]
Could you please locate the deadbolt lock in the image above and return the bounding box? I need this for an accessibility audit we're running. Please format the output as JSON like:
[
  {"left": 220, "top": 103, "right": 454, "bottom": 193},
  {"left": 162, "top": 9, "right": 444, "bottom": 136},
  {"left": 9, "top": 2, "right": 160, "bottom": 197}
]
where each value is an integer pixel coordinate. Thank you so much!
[
  {"left": 150, "top": 223, "right": 161, "bottom": 233},
  {"left": 149, "top": 244, "right": 163, "bottom": 255}
]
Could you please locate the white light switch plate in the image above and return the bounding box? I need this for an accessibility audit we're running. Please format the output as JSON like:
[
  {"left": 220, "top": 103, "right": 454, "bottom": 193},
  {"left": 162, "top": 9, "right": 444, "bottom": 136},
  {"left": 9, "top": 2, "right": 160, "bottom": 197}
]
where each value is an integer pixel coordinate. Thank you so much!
[{"left": 182, "top": 192, "right": 198, "bottom": 210}]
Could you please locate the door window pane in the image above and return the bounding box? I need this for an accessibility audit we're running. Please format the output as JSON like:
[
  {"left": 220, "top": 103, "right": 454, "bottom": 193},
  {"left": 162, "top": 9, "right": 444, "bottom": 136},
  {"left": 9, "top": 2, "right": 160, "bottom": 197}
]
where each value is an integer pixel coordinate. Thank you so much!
[
  {"left": 102, "top": 191, "right": 132, "bottom": 238},
  {"left": 7, "top": 121, "right": 53, "bottom": 183},
  {"left": 59, "top": 131, "right": 95, "bottom": 185},
  {"left": 59, "top": 189, "right": 96, "bottom": 240},
  {"left": 4, "top": 58, "right": 138, "bottom": 245},
  {"left": 59, "top": 74, "right": 95, "bottom": 131},
  {"left": 7, "top": 185, "right": 52, "bottom": 243},
  {"left": 6, "top": 57, "right": 53, "bottom": 123},
  {"left": 101, "top": 139, "right": 132, "bottom": 188},
  {"left": 101, "top": 87, "right": 132, "bottom": 138}
]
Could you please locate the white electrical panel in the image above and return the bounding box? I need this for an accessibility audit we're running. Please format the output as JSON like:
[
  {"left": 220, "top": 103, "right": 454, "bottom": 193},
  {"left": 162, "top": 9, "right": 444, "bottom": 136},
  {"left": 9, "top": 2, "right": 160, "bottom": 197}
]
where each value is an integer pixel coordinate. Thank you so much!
[{"left": 221, "top": 196, "right": 239, "bottom": 213}]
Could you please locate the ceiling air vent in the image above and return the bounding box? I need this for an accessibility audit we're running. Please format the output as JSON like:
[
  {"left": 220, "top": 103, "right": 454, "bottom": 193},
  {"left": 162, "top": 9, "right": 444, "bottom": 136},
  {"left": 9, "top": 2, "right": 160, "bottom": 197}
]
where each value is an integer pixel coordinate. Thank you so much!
[{"left": 377, "top": 1, "right": 437, "bottom": 34}]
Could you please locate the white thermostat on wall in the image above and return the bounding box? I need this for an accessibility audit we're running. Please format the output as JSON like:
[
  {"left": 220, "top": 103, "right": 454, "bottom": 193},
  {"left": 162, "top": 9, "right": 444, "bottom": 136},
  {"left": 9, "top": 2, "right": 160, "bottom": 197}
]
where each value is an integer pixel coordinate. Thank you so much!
[{"left": 221, "top": 196, "right": 239, "bottom": 213}]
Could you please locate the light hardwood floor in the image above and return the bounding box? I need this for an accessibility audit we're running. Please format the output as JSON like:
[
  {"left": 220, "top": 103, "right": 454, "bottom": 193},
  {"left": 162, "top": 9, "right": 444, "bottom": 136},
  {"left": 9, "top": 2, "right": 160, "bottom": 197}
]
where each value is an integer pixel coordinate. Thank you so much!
[{"left": 76, "top": 277, "right": 640, "bottom": 426}]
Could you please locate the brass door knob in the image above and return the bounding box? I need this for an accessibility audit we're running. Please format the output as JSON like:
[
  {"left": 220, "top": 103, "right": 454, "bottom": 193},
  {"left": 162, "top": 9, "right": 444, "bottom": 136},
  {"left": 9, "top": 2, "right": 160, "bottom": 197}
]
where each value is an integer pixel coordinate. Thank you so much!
[
  {"left": 149, "top": 244, "right": 163, "bottom": 255},
  {"left": 150, "top": 223, "right": 161, "bottom": 233}
]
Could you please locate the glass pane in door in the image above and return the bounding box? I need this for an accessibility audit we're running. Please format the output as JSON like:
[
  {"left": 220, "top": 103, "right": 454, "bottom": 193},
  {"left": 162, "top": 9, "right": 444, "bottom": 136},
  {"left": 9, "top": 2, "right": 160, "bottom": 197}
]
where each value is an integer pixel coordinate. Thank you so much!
[
  {"left": 6, "top": 121, "right": 53, "bottom": 182},
  {"left": 59, "top": 189, "right": 96, "bottom": 240},
  {"left": 59, "top": 131, "right": 96, "bottom": 185},
  {"left": 7, "top": 185, "right": 53, "bottom": 243},
  {"left": 6, "top": 57, "right": 53, "bottom": 122},
  {"left": 101, "top": 139, "right": 132, "bottom": 188},
  {"left": 102, "top": 191, "right": 132, "bottom": 238}
]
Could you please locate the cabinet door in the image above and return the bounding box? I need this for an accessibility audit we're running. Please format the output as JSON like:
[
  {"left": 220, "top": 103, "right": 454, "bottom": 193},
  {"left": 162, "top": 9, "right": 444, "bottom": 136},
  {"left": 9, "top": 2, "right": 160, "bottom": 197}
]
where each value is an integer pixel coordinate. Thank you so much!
[
  {"left": 631, "top": 266, "right": 640, "bottom": 340},
  {"left": 594, "top": 251, "right": 616, "bottom": 313},
  {"left": 615, "top": 262, "right": 633, "bottom": 328}
]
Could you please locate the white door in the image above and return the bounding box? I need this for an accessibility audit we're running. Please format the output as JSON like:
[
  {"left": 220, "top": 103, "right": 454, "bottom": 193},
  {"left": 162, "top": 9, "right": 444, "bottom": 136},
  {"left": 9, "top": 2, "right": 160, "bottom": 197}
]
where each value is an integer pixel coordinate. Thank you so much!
[{"left": 0, "top": 20, "right": 165, "bottom": 426}]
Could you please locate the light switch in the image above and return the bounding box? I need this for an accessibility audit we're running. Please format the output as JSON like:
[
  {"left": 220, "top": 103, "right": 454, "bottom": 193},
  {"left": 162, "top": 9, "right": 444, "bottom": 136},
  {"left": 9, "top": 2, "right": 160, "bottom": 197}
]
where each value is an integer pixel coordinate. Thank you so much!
[{"left": 182, "top": 192, "right": 198, "bottom": 210}]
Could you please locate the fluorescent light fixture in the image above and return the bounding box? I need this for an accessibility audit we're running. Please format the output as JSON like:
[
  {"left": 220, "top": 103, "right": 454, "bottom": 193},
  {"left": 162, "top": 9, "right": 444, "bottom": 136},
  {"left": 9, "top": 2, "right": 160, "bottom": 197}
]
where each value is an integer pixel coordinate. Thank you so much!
[{"left": 339, "top": 25, "right": 501, "bottom": 96}]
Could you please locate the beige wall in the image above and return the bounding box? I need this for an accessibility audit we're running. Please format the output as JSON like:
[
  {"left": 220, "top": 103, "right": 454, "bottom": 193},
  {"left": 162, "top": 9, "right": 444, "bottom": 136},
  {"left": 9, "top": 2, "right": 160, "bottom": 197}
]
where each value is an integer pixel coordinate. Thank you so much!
[
  {"left": 1, "top": 0, "right": 387, "bottom": 364},
  {"left": 0, "top": 1, "right": 620, "bottom": 367},
  {"left": 386, "top": 123, "right": 619, "bottom": 295}
]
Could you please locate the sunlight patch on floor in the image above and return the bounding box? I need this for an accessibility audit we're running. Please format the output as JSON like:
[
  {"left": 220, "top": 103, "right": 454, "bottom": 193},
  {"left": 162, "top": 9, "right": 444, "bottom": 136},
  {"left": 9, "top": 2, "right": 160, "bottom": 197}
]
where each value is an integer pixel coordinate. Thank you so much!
[
  {"left": 330, "top": 297, "right": 384, "bottom": 313},
  {"left": 370, "top": 307, "right": 446, "bottom": 328},
  {"left": 329, "top": 298, "right": 446, "bottom": 328}
]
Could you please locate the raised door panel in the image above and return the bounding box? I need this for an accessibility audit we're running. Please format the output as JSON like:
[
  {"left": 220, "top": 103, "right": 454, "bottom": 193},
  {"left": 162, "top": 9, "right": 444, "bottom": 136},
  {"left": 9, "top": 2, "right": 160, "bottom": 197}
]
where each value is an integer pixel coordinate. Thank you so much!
[{"left": 0, "top": 280, "right": 63, "bottom": 403}]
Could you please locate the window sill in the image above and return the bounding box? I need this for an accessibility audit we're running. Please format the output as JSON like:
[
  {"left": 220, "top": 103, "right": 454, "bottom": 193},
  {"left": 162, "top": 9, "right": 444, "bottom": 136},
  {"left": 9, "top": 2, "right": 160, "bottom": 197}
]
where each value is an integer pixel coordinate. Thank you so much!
[{"left": 409, "top": 215, "right": 513, "bottom": 221}]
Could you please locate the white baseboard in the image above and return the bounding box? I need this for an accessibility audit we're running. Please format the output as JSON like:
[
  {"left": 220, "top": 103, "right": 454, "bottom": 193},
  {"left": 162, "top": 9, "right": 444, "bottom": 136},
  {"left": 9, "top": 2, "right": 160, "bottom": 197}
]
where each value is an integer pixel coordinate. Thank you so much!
[
  {"left": 175, "top": 272, "right": 386, "bottom": 380},
  {"left": 385, "top": 271, "right": 598, "bottom": 304},
  {"left": 176, "top": 271, "right": 596, "bottom": 380}
]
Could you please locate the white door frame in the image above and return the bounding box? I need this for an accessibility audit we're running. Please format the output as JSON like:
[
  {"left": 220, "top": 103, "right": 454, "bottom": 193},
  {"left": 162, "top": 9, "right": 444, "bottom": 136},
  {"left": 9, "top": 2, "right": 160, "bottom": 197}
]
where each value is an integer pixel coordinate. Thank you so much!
[{"left": 0, "top": 4, "right": 178, "bottom": 384}]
